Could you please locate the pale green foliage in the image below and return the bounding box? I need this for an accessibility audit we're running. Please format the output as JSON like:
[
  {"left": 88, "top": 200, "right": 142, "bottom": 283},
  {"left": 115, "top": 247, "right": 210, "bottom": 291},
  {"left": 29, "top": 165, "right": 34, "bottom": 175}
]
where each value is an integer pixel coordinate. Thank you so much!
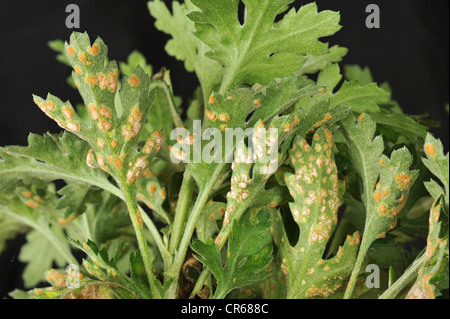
[
  {"left": 1, "top": 0, "right": 448, "bottom": 300},
  {"left": 149, "top": 0, "right": 223, "bottom": 99},
  {"left": 20, "top": 229, "right": 68, "bottom": 288},
  {"left": 0, "top": 183, "right": 76, "bottom": 287}
]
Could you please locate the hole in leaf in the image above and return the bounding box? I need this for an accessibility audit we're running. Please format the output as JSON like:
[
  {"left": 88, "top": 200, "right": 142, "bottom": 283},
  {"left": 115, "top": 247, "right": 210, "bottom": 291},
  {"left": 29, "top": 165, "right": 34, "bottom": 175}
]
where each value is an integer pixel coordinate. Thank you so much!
[
  {"left": 322, "top": 204, "right": 348, "bottom": 260},
  {"left": 281, "top": 205, "right": 300, "bottom": 247},
  {"left": 245, "top": 110, "right": 255, "bottom": 123},
  {"left": 274, "top": 3, "right": 295, "bottom": 23},
  {"left": 238, "top": 1, "right": 246, "bottom": 26}
]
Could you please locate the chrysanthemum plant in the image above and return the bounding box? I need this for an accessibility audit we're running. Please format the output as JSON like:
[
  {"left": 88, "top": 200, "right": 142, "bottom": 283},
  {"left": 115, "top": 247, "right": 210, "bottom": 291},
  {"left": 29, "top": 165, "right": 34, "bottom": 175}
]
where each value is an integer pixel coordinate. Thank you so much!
[{"left": 1, "top": 0, "right": 448, "bottom": 299}]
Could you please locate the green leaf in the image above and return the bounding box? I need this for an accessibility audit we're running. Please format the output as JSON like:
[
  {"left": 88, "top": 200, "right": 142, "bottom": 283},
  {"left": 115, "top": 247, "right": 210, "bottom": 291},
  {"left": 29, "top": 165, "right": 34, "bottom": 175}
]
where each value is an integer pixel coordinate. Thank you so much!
[
  {"left": 206, "top": 78, "right": 324, "bottom": 131},
  {"left": 423, "top": 133, "right": 449, "bottom": 212},
  {"left": 0, "top": 132, "right": 120, "bottom": 197},
  {"left": 19, "top": 228, "right": 69, "bottom": 288},
  {"left": 343, "top": 115, "right": 418, "bottom": 241},
  {"left": 338, "top": 113, "right": 384, "bottom": 208},
  {"left": 296, "top": 45, "right": 348, "bottom": 76},
  {"left": 33, "top": 32, "right": 163, "bottom": 189},
  {"left": 48, "top": 39, "right": 70, "bottom": 66},
  {"left": 69, "top": 239, "right": 153, "bottom": 299},
  {"left": 367, "top": 240, "right": 411, "bottom": 279},
  {"left": 68, "top": 191, "right": 131, "bottom": 244},
  {"left": 339, "top": 113, "right": 419, "bottom": 298},
  {"left": 129, "top": 250, "right": 151, "bottom": 297},
  {"left": 296, "top": 64, "right": 390, "bottom": 113},
  {"left": 55, "top": 183, "right": 98, "bottom": 225},
  {"left": 137, "top": 172, "right": 170, "bottom": 224},
  {"left": 196, "top": 201, "right": 226, "bottom": 242},
  {"left": 119, "top": 50, "right": 153, "bottom": 77},
  {"left": 141, "top": 87, "right": 175, "bottom": 144},
  {"left": 272, "top": 127, "right": 360, "bottom": 298},
  {"left": 0, "top": 212, "right": 29, "bottom": 253},
  {"left": 343, "top": 64, "right": 374, "bottom": 85},
  {"left": 189, "top": 1, "right": 341, "bottom": 92},
  {"left": 186, "top": 77, "right": 328, "bottom": 191},
  {"left": 0, "top": 183, "right": 77, "bottom": 286},
  {"left": 367, "top": 111, "right": 428, "bottom": 142},
  {"left": 149, "top": 0, "right": 224, "bottom": 99},
  {"left": 407, "top": 199, "right": 448, "bottom": 298},
  {"left": 191, "top": 209, "right": 273, "bottom": 299},
  {"left": 329, "top": 80, "right": 390, "bottom": 114}
]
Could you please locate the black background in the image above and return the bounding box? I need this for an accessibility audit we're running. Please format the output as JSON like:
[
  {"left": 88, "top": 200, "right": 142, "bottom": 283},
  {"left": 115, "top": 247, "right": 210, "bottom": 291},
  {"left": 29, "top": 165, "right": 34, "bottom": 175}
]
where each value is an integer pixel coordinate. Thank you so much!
[{"left": 0, "top": 0, "right": 448, "bottom": 298}]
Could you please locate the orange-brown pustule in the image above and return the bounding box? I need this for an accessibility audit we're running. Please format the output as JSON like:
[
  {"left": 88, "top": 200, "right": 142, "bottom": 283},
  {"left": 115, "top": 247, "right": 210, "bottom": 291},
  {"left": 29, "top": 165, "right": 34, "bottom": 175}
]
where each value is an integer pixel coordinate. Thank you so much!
[
  {"left": 115, "top": 157, "right": 123, "bottom": 170},
  {"left": 395, "top": 173, "right": 412, "bottom": 189},
  {"left": 78, "top": 53, "right": 87, "bottom": 64},
  {"left": 22, "top": 191, "right": 32, "bottom": 198},
  {"left": 66, "top": 46, "right": 75, "bottom": 56},
  {"left": 425, "top": 143, "right": 436, "bottom": 157},
  {"left": 325, "top": 128, "right": 333, "bottom": 141},
  {"left": 129, "top": 75, "right": 140, "bottom": 87},
  {"left": 62, "top": 107, "right": 74, "bottom": 119},
  {"left": 208, "top": 95, "right": 217, "bottom": 104},
  {"left": 136, "top": 211, "right": 143, "bottom": 227},
  {"left": 88, "top": 103, "right": 99, "bottom": 121},
  {"left": 205, "top": 109, "right": 216, "bottom": 121},
  {"left": 26, "top": 200, "right": 40, "bottom": 208},
  {"left": 284, "top": 123, "right": 292, "bottom": 132},
  {"left": 89, "top": 45, "right": 100, "bottom": 55}
]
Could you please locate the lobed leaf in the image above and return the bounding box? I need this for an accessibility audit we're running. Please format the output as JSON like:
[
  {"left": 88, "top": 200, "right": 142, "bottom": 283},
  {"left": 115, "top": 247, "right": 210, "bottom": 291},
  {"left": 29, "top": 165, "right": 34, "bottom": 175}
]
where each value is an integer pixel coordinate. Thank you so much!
[
  {"left": 407, "top": 199, "right": 448, "bottom": 298},
  {"left": 189, "top": 1, "right": 341, "bottom": 91},
  {"left": 191, "top": 209, "right": 273, "bottom": 299},
  {"left": 149, "top": 0, "right": 224, "bottom": 99},
  {"left": 272, "top": 127, "right": 360, "bottom": 298}
]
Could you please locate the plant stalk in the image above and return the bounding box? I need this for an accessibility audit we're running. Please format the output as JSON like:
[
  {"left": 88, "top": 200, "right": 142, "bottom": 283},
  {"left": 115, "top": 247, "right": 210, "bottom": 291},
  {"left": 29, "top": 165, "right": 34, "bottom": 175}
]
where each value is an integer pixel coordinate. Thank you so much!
[
  {"left": 165, "top": 164, "right": 225, "bottom": 298},
  {"left": 139, "top": 206, "right": 172, "bottom": 268},
  {"left": 120, "top": 181, "right": 162, "bottom": 299},
  {"left": 379, "top": 252, "right": 425, "bottom": 299},
  {"left": 343, "top": 234, "right": 371, "bottom": 299},
  {"left": 168, "top": 171, "right": 196, "bottom": 254}
]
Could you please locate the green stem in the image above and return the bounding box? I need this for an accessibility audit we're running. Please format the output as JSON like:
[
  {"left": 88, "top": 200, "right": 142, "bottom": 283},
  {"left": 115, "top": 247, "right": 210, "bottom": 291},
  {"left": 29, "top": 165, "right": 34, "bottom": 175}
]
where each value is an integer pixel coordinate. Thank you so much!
[
  {"left": 169, "top": 171, "right": 196, "bottom": 254},
  {"left": 81, "top": 213, "right": 93, "bottom": 242},
  {"left": 190, "top": 269, "right": 209, "bottom": 298},
  {"left": 379, "top": 252, "right": 425, "bottom": 299},
  {"left": 343, "top": 234, "right": 371, "bottom": 299},
  {"left": 97, "top": 181, "right": 169, "bottom": 268},
  {"left": 139, "top": 206, "right": 172, "bottom": 269},
  {"left": 120, "top": 182, "right": 162, "bottom": 299},
  {"left": 165, "top": 165, "right": 225, "bottom": 298},
  {"left": 160, "top": 75, "right": 184, "bottom": 129},
  {"left": 166, "top": 184, "right": 212, "bottom": 278}
]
